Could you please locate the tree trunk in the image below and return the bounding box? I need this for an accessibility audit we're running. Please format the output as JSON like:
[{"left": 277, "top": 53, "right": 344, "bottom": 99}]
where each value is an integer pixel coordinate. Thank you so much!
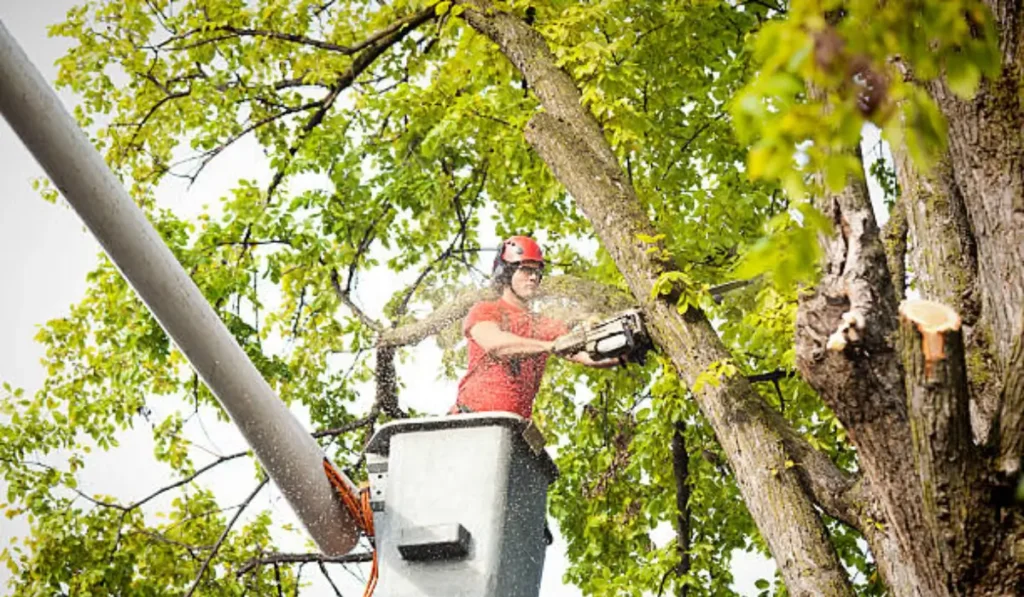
[
  {"left": 455, "top": 2, "right": 857, "bottom": 595},
  {"left": 672, "top": 421, "right": 691, "bottom": 597}
]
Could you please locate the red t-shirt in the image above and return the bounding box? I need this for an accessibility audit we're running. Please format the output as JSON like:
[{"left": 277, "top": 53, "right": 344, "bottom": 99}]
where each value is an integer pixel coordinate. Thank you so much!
[{"left": 455, "top": 298, "right": 567, "bottom": 418}]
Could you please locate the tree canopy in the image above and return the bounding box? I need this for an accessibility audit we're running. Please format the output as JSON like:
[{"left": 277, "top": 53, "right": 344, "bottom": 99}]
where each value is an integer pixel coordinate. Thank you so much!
[{"left": 2, "top": 0, "right": 1022, "bottom": 596}]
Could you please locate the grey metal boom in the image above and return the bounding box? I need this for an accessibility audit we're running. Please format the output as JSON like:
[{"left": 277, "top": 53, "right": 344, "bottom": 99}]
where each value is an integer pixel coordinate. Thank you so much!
[{"left": 0, "top": 20, "right": 358, "bottom": 554}]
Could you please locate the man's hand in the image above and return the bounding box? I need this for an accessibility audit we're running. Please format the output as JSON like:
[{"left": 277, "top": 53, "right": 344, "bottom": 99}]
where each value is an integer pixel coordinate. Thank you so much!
[{"left": 551, "top": 330, "right": 586, "bottom": 356}]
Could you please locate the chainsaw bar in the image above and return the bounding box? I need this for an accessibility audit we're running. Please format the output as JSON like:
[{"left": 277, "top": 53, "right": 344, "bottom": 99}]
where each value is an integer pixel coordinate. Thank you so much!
[{"left": 553, "top": 309, "right": 653, "bottom": 364}]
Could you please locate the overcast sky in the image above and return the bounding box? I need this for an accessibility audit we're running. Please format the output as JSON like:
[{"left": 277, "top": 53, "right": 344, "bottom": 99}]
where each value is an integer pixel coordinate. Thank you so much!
[{"left": 0, "top": 2, "right": 782, "bottom": 594}]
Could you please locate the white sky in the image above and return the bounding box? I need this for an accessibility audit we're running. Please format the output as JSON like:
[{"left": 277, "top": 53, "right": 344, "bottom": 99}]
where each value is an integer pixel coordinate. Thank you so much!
[{"left": 0, "top": 1, "right": 783, "bottom": 594}]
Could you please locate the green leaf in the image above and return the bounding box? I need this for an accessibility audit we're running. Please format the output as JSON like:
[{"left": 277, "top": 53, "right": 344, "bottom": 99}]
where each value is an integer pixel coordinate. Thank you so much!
[{"left": 946, "top": 51, "right": 982, "bottom": 99}]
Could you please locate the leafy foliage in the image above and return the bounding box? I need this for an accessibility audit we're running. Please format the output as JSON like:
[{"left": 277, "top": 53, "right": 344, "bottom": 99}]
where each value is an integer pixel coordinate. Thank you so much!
[{"left": 1, "top": 0, "right": 1002, "bottom": 595}]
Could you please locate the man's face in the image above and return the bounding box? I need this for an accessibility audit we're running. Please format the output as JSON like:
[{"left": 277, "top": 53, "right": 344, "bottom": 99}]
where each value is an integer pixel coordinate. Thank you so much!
[{"left": 510, "top": 261, "right": 544, "bottom": 298}]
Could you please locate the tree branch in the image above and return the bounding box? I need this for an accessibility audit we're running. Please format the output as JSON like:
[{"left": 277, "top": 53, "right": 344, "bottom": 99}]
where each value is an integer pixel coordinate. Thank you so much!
[
  {"left": 392, "top": 172, "right": 484, "bottom": 319},
  {"left": 671, "top": 421, "right": 691, "bottom": 597},
  {"left": 376, "top": 286, "right": 495, "bottom": 348},
  {"left": 899, "top": 299, "right": 984, "bottom": 582},
  {"left": 235, "top": 551, "right": 373, "bottom": 578},
  {"left": 794, "top": 147, "right": 949, "bottom": 594},
  {"left": 776, "top": 423, "right": 861, "bottom": 528},
  {"left": 374, "top": 346, "right": 404, "bottom": 418},
  {"left": 312, "top": 412, "right": 380, "bottom": 439},
  {"left": 220, "top": 8, "right": 433, "bottom": 56},
  {"left": 128, "top": 450, "right": 248, "bottom": 511},
  {"left": 375, "top": 274, "right": 634, "bottom": 349},
  {"left": 330, "top": 267, "right": 383, "bottom": 331},
  {"left": 185, "top": 476, "right": 269, "bottom": 597}
]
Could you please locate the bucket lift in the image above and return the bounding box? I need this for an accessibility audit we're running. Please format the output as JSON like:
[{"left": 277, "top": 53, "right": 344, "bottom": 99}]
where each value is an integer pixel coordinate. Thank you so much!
[{"left": 364, "top": 414, "right": 557, "bottom": 597}]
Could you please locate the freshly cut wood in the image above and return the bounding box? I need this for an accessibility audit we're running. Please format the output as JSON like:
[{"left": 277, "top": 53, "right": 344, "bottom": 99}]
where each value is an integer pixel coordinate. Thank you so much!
[{"left": 899, "top": 299, "right": 963, "bottom": 380}]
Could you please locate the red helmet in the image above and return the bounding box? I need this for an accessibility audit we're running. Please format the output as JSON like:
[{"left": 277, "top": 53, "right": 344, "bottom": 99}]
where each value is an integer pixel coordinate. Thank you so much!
[
  {"left": 493, "top": 235, "right": 544, "bottom": 286},
  {"left": 500, "top": 236, "right": 544, "bottom": 265}
]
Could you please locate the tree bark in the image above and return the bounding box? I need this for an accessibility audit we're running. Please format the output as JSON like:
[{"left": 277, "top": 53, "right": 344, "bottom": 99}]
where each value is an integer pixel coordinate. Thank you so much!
[
  {"left": 456, "top": 3, "right": 856, "bottom": 595},
  {"left": 996, "top": 303, "right": 1024, "bottom": 476},
  {"left": 882, "top": 192, "right": 908, "bottom": 304}
]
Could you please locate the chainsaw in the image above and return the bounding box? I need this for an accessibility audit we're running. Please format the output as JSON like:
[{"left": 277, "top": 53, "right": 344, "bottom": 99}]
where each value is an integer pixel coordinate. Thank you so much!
[{"left": 551, "top": 309, "right": 653, "bottom": 364}]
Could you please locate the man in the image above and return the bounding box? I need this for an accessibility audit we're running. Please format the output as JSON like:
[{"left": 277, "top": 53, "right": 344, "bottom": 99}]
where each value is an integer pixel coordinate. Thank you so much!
[{"left": 451, "top": 235, "right": 621, "bottom": 418}]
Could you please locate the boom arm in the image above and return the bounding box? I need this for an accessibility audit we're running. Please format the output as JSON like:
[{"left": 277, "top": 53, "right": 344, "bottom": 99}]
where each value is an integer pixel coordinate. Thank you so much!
[{"left": 0, "top": 21, "right": 360, "bottom": 555}]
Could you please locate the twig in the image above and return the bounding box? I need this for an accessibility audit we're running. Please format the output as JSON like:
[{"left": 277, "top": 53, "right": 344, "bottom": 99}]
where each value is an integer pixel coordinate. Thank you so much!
[
  {"left": 235, "top": 551, "right": 374, "bottom": 578},
  {"left": 185, "top": 476, "right": 269, "bottom": 597},
  {"left": 319, "top": 562, "right": 345, "bottom": 597},
  {"left": 312, "top": 414, "right": 380, "bottom": 438},
  {"left": 330, "top": 268, "right": 383, "bottom": 331}
]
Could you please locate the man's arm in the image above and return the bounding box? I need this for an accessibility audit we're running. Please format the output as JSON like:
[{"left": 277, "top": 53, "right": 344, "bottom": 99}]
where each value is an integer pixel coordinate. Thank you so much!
[{"left": 469, "top": 321, "right": 554, "bottom": 357}]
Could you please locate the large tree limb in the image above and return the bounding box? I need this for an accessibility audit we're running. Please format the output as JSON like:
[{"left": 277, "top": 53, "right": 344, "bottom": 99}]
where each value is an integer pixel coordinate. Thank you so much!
[
  {"left": 375, "top": 275, "right": 635, "bottom": 349},
  {"left": 891, "top": 140, "right": 998, "bottom": 443},
  {"left": 923, "top": 16, "right": 1024, "bottom": 374},
  {"left": 776, "top": 424, "right": 861, "bottom": 528},
  {"left": 899, "top": 300, "right": 988, "bottom": 584},
  {"left": 455, "top": 3, "right": 855, "bottom": 594}
]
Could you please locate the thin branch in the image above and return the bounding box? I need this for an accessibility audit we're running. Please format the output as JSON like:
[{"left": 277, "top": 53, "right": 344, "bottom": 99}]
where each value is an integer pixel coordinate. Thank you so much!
[
  {"left": 671, "top": 420, "right": 691, "bottom": 597},
  {"left": 236, "top": 551, "right": 374, "bottom": 578},
  {"left": 220, "top": 27, "right": 362, "bottom": 54},
  {"left": 330, "top": 268, "right": 383, "bottom": 331},
  {"left": 189, "top": 98, "right": 325, "bottom": 185},
  {"left": 291, "top": 287, "right": 308, "bottom": 337},
  {"left": 132, "top": 528, "right": 211, "bottom": 558},
  {"left": 293, "top": 563, "right": 306, "bottom": 597},
  {"left": 119, "top": 88, "right": 191, "bottom": 159},
  {"left": 660, "top": 112, "right": 726, "bottom": 182},
  {"left": 129, "top": 450, "right": 248, "bottom": 511},
  {"left": 185, "top": 476, "right": 269, "bottom": 597},
  {"left": 312, "top": 413, "right": 380, "bottom": 439},
  {"left": 218, "top": 9, "right": 434, "bottom": 56},
  {"left": 392, "top": 171, "right": 484, "bottom": 318},
  {"left": 319, "top": 562, "right": 345, "bottom": 597}
]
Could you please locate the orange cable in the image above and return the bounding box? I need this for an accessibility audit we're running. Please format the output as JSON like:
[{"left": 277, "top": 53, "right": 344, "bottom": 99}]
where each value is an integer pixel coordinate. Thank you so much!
[{"left": 323, "top": 459, "right": 378, "bottom": 597}]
